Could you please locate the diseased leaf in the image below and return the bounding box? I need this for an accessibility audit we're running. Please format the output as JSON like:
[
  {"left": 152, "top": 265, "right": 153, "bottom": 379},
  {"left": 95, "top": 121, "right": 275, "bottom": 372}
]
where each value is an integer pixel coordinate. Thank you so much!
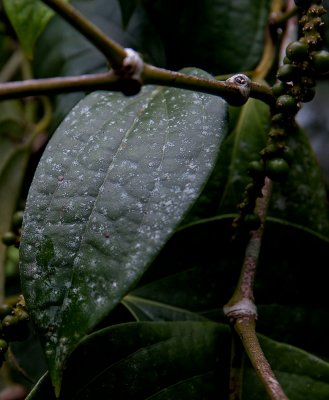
[
  {"left": 25, "top": 322, "right": 329, "bottom": 399},
  {"left": 184, "top": 98, "right": 269, "bottom": 224},
  {"left": 19, "top": 68, "right": 228, "bottom": 390},
  {"left": 3, "top": 0, "right": 68, "bottom": 58}
]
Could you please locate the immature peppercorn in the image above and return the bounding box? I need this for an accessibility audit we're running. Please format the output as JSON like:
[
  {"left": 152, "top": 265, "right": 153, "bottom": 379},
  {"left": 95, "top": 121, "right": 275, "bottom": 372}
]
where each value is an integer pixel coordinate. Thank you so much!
[
  {"left": 311, "top": 50, "right": 329, "bottom": 74},
  {"left": 265, "top": 158, "right": 290, "bottom": 181},
  {"left": 0, "top": 339, "right": 8, "bottom": 355},
  {"left": 276, "top": 95, "right": 299, "bottom": 114},
  {"left": 1, "top": 232, "right": 16, "bottom": 246},
  {"left": 277, "top": 64, "right": 299, "bottom": 82},
  {"left": 286, "top": 41, "right": 309, "bottom": 61},
  {"left": 248, "top": 160, "right": 264, "bottom": 178}
]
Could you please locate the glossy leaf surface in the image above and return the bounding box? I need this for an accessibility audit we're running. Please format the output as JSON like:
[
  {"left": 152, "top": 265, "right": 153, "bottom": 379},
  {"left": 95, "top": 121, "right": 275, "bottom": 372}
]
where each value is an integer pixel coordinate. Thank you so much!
[
  {"left": 126, "top": 218, "right": 329, "bottom": 357},
  {"left": 3, "top": 0, "right": 68, "bottom": 58},
  {"left": 19, "top": 69, "right": 228, "bottom": 389},
  {"left": 139, "top": 0, "right": 271, "bottom": 74},
  {"left": 26, "top": 322, "right": 329, "bottom": 399}
]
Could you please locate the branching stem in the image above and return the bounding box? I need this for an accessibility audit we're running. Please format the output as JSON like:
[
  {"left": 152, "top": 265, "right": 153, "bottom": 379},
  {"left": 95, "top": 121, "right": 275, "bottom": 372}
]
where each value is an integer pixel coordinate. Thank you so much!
[
  {"left": 0, "top": 68, "right": 275, "bottom": 106},
  {"left": 0, "top": 0, "right": 275, "bottom": 106}
]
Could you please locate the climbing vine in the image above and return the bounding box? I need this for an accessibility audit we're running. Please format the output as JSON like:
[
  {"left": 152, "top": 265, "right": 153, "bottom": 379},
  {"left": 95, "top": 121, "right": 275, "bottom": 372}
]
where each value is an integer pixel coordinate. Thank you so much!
[{"left": 0, "top": 0, "right": 328, "bottom": 399}]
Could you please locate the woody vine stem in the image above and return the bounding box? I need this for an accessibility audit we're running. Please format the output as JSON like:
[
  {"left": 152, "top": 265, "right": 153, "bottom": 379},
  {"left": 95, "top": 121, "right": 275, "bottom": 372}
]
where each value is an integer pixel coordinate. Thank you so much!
[{"left": 1, "top": 0, "right": 328, "bottom": 398}]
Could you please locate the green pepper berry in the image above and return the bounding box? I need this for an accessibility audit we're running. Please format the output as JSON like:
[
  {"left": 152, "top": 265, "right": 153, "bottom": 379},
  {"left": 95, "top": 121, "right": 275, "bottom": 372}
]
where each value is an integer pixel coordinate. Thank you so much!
[
  {"left": 277, "top": 64, "right": 299, "bottom": 82},
  {"left": 248, "top": 160, "right": 264, "bottom": 178},
  {"left": 0, "top": 304, "right": 13, "bottom": 319},
  {"left": 0, "top": 339, "right": 8, "bottom": 355},
  {"left": 283, "top": 56, "right": 291, "bottom": 65},
  {"left": 276, "top": 94, "right": 299, "bottom": 114},
  {"left": 12, "top": 211, "right": 24, "bottom": 228},
  {"left": 1, "top": 232, "right": 16, "bottom": 246},
  {"left": 260, "top": 143, "right": 280, "bottom": 159},
  {"left": 266, "top": 158, "right": 290, "bottom": 181},
  {"left": 311, "top": 50, "right": 329, "bottom": 74},
  {"left": 2, "top": 315, "right": 18, "bottom": 328},
  {"left": 272, "top": 82, "right": 289, "bottom": 98},
  {"left": 244, "top": 213, "right": 261, "bottom": 231},
  {"left": 286, "top": 41, "right": 309, "bottom": 62}
]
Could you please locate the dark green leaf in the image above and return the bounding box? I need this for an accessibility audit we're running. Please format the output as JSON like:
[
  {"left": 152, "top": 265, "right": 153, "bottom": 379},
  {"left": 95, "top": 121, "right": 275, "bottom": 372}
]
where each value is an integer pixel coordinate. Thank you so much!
[
  {"left": 127, "top": 218, "right": 329, "bottom": 357},
  {"left": 118, "top": 0, "right": 139, "bottom": 28},
  {"left": 19, "top": 69, "right": 228, "bottom": 390},
  {"left": 269, "top": 123, "right": 329, "bottom": 236},
  {"left": 139, "top": 0, "right": 271, "bottom": 74},
  {"left": 122, "top": 294, "right": 207, "bottom": 321},
  {"left": 2, "top": 0, "right": 68, "bottom": 58},
  {"left": 26, "top": 322, "right": 329, "bottom": 399},
  {"left": 34, "top": 0, "right": 166, "bottom": 129}
]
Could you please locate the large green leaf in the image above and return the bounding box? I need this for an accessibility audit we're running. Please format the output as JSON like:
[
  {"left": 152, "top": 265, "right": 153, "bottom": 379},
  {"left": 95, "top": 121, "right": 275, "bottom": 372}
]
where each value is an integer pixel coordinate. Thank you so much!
[
  {"left": 184, "top": 98, "right": 270, "bottom": 224},
  {"left": 19, "top": 69, "right": 228, "bottom": 390},
  {"left": 3, "top": 0, "right": 68, "bottom": 58},
  {"left": 26, "top": 322, "right": 329, "bottom": 399},
  {"left": 139, "top": 0, "right": 271, "bottom": 74},
  {"left": 125, "top": 218, "right": 329, "bottom": 358}
]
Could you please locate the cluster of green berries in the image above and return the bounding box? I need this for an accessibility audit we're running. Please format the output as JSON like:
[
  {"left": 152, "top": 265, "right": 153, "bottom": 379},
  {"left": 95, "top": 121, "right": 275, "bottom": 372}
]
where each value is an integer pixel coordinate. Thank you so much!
[
  {"left": 234, "top": 0, "right": 328, "bottom": 234},
  {"left": 0, "top": 296, "right": 29, "bottom": 367},
  {"left": 1, "top": 210, "right": 24, "bottom": 248}
]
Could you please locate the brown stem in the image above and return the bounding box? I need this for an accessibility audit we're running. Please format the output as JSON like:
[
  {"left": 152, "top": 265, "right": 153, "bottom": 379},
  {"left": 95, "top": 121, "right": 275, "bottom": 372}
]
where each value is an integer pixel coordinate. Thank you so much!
[
  {"left": 0, "top": 71, "right": 120, "bottom": 99},
  {"left": 235, "top": 318, "right": 288, "bottom": 400},
  {"left": 0, "top": 67, "right": 275, "bottom": 106},
  {"left": 42, "top": 0, "right": 127, "bottom": 68},
  {"left": 143, "top": 65, "right": 275, "bottom": 106},
  {"left": 224, "top": 178, "right": 288, "bottom": 400},
  {"left": 225, "top": 178, "right": 271, "bottom": 307}
]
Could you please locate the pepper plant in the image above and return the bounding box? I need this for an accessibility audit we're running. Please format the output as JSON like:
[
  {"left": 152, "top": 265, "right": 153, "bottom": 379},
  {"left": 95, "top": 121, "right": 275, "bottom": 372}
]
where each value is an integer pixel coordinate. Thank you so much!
[{"left": 0, "top": 0, "right": 329, "bottom": 399}]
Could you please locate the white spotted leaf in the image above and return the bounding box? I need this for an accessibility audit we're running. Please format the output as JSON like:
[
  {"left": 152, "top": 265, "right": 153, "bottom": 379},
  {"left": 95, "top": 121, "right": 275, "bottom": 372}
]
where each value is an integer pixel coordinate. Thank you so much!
[{"left": 19, "top": 68, "right": 228, "bottom": 391}]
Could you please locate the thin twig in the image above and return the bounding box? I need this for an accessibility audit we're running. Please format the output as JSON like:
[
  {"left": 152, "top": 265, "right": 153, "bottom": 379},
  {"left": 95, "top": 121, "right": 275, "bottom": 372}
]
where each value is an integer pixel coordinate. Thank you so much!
[
  {"left": 0, "top": 71, "right": 120, "bottom": 99},
  {"left": 143, "top": 65, "right": 275, "bottom": 106}
]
